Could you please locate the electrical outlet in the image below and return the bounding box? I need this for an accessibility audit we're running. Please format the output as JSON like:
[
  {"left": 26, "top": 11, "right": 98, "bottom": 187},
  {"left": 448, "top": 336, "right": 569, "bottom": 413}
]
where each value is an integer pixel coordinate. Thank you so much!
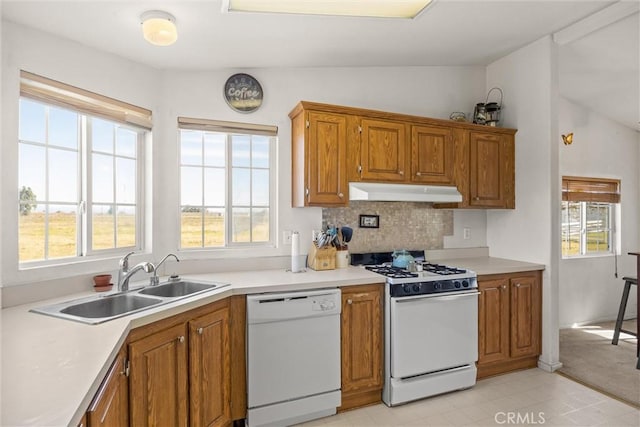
[
  {"left": 282, "top": 230, "right": 293, "bottom": 245},
  {"left": 463, "top": 227, "right": 471, "bottom": 240}
]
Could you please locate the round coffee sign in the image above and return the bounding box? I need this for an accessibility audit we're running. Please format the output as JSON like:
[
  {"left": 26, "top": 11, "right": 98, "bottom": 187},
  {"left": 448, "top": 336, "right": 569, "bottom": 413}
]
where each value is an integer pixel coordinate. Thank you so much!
[{"left": 224, "top": 73, "right": 263, "bottom": 113}]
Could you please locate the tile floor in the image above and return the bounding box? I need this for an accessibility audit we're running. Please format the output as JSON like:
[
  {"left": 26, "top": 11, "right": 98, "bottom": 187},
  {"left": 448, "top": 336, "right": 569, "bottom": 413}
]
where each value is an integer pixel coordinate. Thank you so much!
[{"left": 297, "top": 369, "right": 640, "bottom": 426}]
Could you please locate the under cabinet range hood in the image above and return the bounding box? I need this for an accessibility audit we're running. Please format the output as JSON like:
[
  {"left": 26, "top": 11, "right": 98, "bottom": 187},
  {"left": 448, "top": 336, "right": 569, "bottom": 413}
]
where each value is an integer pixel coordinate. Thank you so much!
[{"left": 349, "top": 182, "right": 462, "bottom": 203}]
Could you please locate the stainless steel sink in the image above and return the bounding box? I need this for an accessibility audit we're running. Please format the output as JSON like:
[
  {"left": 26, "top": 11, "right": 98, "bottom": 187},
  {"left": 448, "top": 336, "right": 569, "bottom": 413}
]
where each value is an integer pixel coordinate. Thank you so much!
[
  {"left": 30, "top": 279, "right": 230, "bottom": 325},
  {"left": 31, "top": 293, "right": 164, "bottom": 325},
  {"left": 138, "top": 280, "right": 222, "bottom": 298},
  {"left": 61, "top": 294, "right": 163, "bottom": 318}
]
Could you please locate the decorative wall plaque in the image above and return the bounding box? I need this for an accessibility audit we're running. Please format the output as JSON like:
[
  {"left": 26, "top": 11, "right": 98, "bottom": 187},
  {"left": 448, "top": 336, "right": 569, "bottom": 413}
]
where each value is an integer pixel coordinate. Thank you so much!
[{"left": 223, "top": 73, "right": 263, "bottom": 113}]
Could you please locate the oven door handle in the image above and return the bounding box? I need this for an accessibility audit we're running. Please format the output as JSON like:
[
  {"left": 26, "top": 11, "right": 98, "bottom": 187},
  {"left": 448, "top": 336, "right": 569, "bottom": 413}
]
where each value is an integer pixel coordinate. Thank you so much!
[{"left": 393, "top": 291, "right": 480, "bottom": 303}]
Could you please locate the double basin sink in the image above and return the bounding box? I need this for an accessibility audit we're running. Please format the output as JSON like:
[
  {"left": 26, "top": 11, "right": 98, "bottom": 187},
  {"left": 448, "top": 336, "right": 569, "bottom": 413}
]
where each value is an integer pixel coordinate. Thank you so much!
[{"left": 31, "top": 279, "right": 230, "bottom": 325}]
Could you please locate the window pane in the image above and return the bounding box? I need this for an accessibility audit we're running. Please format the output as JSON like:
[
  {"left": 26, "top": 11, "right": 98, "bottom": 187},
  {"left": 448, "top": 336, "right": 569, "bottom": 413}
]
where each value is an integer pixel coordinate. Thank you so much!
[
  {"left": 232, "top": 168, "right": 250, "bottom": 206},
  {"left": 252, "top": 169, "right": 269, "bottom": 206},
  {"left": 49, "top": 107, "right": 78, "bottom": 149},
  {"left": 181, "top": 208, "right": 202, "bottom": 248},
  {"left": 19, "top": 98, "right": 46, "bottom": 143},
  {"left": 204, "top": 133, "right": 225, "bottom": 167},
  {"left": 204, "top": 208, "right": 224, "bottom": 247},
  {"left": 116, "top": 158, "right": 136, "bottom": 204},
  {"left": 49, "top": 148, "right": 78, "bottom": 202},
  {"left": 48, "top": 204, "right": 77, "bottom": 258},
  {"left": 19, "top": 144, "right": 46, "bottom": 198},
  {"left": 181, "top": 130, "right": 203, "bottom": 165},
  {"left": 116, "top": 205, "right": 136, "bottom": 248},
  {"left": 19, "top": 205, "right": 45, "bottom": 262},
  {"left": 92, "top": 118, "right": 114, "bottom": 153},
  {"left": 561, "top": 201, "right": 580, "bottom": 256},
  {"left": 231, "top": 135, "right": 250, "bottom": 167},
  {"left": 252, "top": 208, "right": 269, "bottom": 242},
  {"left": 93, "top": 204, "right": 115, "bottom": 250},
  {"left": 204, "top": 168, "right": 225, "bottom": 206},
  {"left": 232, "top": 208, "right": 251, "bottom": 243},
  {"left": 116, "top": 127, "right": 136, "bottom": 157},
  {"left": 252, "top": 136, "right": 270, "bottom": 168},
  {"left": 586, "top": 202, "right": 610, "bottom": 254},
  {"left": 93, "top": 153, "right": 114, "bottom": 203},
  {"left": 181, "top": 166, "right": 202, "bottom": 206}
]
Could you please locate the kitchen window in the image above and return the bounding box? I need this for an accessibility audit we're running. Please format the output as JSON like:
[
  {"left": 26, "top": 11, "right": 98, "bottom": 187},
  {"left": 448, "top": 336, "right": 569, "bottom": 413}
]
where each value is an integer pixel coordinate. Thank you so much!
[
  {"left": 178, "top": 117, "right": 277, "bottom": 249},
  {"left": 561, "top": 176, "right": 619, "bottom": 258},
  {"left": 18, "top": 71, "right": 150, "bottom": 265}
]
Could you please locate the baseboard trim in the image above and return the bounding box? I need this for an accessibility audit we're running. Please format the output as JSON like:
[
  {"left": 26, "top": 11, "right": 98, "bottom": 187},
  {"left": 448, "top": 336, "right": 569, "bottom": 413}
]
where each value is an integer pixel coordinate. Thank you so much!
[{"left": 537, "top": 358, "right": 563, "bottom": 372}]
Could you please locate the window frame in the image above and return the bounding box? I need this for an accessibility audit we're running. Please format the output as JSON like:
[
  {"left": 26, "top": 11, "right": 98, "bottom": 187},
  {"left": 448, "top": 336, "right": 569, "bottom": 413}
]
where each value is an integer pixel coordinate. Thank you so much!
[
  {"left": 177, "top": 117, "right": 277, "bottom": 251},
  {"left": 561, "top": 175, "right": 620, "bottom": 259},
  {"left": 17, "top": 74, "right": 149, "bottom": 268}
]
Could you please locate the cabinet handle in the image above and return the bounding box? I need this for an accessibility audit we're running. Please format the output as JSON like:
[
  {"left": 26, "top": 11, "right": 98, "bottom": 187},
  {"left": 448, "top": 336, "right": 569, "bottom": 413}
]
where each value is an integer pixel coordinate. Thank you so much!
[
  {"left": 338, "top": 192, "right": 344, "bottom": 198},
  {"left": 178, "top": 335, "right": 185, "bottom": 343},
  {"left": 416, "top": 172, "right": 422, "bottom": 176},
  {"left": 501, "top": 285, "right": 507, "bottom": 290},
  {"left": 347, "top": 299, "right": 353, "bottom": 305},
  {"left": 197, "top": 327, "right": 204, "bottom": 335},
  {"left": 515, "top": 283, "right": 521, "bottom": 288},
  {"left": 399, "top": 170, "right": 404, "bottom": 176}
]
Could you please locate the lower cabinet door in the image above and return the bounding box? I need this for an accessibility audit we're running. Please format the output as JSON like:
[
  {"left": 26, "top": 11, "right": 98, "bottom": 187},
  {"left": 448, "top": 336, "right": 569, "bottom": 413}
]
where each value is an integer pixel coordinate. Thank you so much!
[
  {"left": 510, "top": 275, "right": 542, "bottom": 358},
  {"left": 478, "top": 277, "right": 510, "bottom": 365},
  {"left": 129, "top": 323, "right": 189, "bottom": 427},
  {"left": 189, "top": 306, "right": 232, "bottom": 427},
  {"left": 87, "top": 346, "right": 129, "bottom": 427}
]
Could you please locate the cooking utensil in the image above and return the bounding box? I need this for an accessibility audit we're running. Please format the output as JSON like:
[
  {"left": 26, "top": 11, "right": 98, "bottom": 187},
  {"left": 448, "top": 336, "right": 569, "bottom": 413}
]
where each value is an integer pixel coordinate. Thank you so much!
[{"left": 341, "top": 227, "right": 353, "bottom": 243}]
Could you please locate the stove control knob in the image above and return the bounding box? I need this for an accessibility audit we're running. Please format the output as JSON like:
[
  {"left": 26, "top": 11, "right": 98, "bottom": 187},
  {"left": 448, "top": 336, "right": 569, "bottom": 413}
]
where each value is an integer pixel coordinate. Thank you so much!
[
  {"left": 462, "top": 280, "right": 469, "bottom": 288},
  {"left": 433, "top": 282, "right": 441, "bottom": 290},
  {"left": 412, "top": 283, "right": 421, "bottom": 293},
  {"left": 454, "top": 281, "right": 461, "bottom": 288},
  {"left": 403, "top": 284, "right": 412, "bottom": 294}
]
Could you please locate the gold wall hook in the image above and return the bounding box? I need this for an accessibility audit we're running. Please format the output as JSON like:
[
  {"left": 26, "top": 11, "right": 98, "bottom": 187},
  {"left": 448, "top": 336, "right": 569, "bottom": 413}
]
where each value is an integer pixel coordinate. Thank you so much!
[{"left": 562, "top": 133, "right": 573, "bottom": 145}]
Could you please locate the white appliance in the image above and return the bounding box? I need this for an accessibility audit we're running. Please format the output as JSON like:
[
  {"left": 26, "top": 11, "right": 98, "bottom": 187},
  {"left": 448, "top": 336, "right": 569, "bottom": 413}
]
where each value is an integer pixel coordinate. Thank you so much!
[
  {"left": 246, "top": 288, "right": 341, "bottom": 427},
  {"left": 353, "top": 253, "right": 479, "bottom": 406}
]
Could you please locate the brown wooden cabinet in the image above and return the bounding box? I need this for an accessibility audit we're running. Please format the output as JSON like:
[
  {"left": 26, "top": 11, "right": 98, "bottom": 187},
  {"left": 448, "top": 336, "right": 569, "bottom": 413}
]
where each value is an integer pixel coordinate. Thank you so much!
[
  {"left": 129, "top": 322, "right": 189, "bottom": 427},
  {"left": 410, "top": 124, "right": 455, "bottom": 185},
  {"left": 469, "top": 131, "right": 515, "bottom": 208},
  {"left": 290, "top": 107, "right": 349, "bottom": 206},
  {"left": 477, "top": 271, "right": 542, "bottom": 379},
  {"left": 87, "top": 346, "right": 129, "bottom": 427},
  {"left": 339, "top": 284, "right": 384, "bottom": 411},
  {"left": 290, "top": 101, "right": 516, "bottom": 208},
  {"left": 126, "top": 296, "right": 244, "bottom": 427},
  {"left": 189, "top": 306, "right": 232, "bottom": 427},
  {"left": 359, "top": 118, "right": 407, "bottom": 182}
]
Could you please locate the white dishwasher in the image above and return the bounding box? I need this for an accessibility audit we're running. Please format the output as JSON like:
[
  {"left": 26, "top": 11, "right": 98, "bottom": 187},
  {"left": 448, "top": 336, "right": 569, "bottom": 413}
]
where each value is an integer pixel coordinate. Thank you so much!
[{"left": 246, "top": 288, "right": 341, "bottom": 427}]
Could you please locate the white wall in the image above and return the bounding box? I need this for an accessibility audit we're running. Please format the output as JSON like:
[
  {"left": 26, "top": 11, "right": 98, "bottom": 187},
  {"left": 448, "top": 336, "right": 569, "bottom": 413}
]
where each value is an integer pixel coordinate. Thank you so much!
[
  {"left": 485, "top": 36, "right": 562, "bottom": 372},
  {"left": 1, "top": 22, "right": 488, "bottom": 305},
  {"left": 558, "top": 97, "right": 640, "bottom": 327}
]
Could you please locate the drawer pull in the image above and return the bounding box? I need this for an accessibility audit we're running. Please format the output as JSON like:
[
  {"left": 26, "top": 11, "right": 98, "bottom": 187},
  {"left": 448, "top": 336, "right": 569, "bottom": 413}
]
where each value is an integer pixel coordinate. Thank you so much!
[
  {"left": 347, "top": 299, "right": 353, "bottom": 305},
  {"left": 197, "top": 327, "right": 204, "bottom": 335},
  {"left": 178, "top": 335, "right": 185, "bottom": 343}
]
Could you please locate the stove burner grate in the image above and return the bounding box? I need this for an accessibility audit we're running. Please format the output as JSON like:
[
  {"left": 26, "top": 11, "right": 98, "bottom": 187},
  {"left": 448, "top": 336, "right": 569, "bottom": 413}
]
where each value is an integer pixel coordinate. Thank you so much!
[
  {"left": 364, "top": 265, "right": 419, "bottom": 279},
  {"left": 422, "top": 263, "right": 467, "bottom": 275}
]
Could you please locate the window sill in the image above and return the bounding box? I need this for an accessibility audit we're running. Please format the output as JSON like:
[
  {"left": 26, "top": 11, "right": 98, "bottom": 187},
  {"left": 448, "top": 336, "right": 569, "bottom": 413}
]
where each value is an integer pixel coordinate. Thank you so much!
[{"left": 562, "top": 253, "right": 615, "bottom": 260}]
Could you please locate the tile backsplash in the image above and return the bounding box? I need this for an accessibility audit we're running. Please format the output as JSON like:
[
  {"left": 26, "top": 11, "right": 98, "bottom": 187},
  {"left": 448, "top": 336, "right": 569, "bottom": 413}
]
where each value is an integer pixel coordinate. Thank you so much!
[{"left": 322, "top": 201, "right": 453, "bottom": 254}]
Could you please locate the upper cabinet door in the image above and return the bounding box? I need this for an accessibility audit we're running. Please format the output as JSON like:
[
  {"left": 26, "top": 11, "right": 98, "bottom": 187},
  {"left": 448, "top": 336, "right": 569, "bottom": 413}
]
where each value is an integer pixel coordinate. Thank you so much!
[
  {"left": 306, "top": 111, "right": 348, "bottom": 206},
  {"left": 410, "top": 125, "right": 455, "bottom": 185},
  {"left": 360, "top": 118, "right": 407, "bottom": 182},
  {"left": 469, "top": 131, "right": 514, "bottom": 208}
]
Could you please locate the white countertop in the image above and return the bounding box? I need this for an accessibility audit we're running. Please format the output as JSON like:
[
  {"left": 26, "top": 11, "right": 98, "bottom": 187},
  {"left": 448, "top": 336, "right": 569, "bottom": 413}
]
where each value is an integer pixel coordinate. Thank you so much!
[
  {"left": 1, "top": 258, "right": 544, "bottom": 426},
  {"left": 1, "top": 267, "right": 383, "bottom": 427}
]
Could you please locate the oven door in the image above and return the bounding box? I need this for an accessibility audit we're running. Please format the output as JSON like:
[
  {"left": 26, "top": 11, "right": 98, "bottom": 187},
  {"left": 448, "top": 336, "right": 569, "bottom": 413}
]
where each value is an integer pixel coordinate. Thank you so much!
[{"left": 390, "top": 291, "right": 479, "bottom": 379}]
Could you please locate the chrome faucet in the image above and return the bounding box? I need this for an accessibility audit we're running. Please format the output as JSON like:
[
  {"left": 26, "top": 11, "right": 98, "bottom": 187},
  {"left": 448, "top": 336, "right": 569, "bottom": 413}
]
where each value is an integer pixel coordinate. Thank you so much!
[
  {"left": 117, "top": 251, "right": 135, "bottom": 289},
  {"left": 118, "top": 262, "right": 155, "bottom": 292},
  {"left": 150, "top": 253, "right": 180, "bottom": 286}
]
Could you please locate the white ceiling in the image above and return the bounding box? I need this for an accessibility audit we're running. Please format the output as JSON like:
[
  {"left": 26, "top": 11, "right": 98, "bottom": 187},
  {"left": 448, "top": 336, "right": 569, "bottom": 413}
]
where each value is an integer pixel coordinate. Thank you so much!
[{"left": 2, "top": 0, "right": 638, "bottom": 131}]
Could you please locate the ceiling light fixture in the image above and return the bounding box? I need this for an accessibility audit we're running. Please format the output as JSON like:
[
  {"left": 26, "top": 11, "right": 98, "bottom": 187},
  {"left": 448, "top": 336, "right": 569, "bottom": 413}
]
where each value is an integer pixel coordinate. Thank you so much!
[
  {"left": 140, "top": 10, "right": 178, "bottom": 46},
  {"left": 222, "top": 0, "right": 433, "bottom": 19}
]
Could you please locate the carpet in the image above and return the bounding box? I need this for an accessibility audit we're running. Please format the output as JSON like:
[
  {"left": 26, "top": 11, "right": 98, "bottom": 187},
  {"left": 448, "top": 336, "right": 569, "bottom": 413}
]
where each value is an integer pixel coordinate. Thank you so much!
[{"left": 559, "top": 319, "right": 639, "bottom": 408}]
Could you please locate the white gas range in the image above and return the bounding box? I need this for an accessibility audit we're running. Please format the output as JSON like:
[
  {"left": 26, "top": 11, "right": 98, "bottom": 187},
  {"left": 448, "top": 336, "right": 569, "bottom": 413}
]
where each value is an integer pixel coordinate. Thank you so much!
[{"left": 352, "top": 252, "right": 479, "bottom": 406}]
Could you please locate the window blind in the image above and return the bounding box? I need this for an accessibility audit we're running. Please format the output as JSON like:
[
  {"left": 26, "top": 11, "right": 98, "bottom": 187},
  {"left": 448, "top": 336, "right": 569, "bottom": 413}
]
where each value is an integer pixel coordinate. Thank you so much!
[
  {"left": 178, "top": 116, "right": 278, "bottom": 136},
  {"left": 20, "top": 70, "right": 152, "bottom": 130},
  {"left": 562, "top": 176, "right": 620, "bottom": 203}
]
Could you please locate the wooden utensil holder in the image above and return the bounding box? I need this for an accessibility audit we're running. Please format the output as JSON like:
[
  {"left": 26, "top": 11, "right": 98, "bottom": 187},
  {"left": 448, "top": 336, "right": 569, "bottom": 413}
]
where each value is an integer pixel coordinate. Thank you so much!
[{"left": 308, "top": 244, "right": 336, "bottom": 271}]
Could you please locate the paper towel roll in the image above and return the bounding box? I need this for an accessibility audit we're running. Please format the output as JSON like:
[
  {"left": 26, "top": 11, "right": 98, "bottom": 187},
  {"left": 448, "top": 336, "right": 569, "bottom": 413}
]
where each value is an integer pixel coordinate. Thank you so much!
[{"left": 291, "top": 231, "right": 302, "bottom": 272}]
